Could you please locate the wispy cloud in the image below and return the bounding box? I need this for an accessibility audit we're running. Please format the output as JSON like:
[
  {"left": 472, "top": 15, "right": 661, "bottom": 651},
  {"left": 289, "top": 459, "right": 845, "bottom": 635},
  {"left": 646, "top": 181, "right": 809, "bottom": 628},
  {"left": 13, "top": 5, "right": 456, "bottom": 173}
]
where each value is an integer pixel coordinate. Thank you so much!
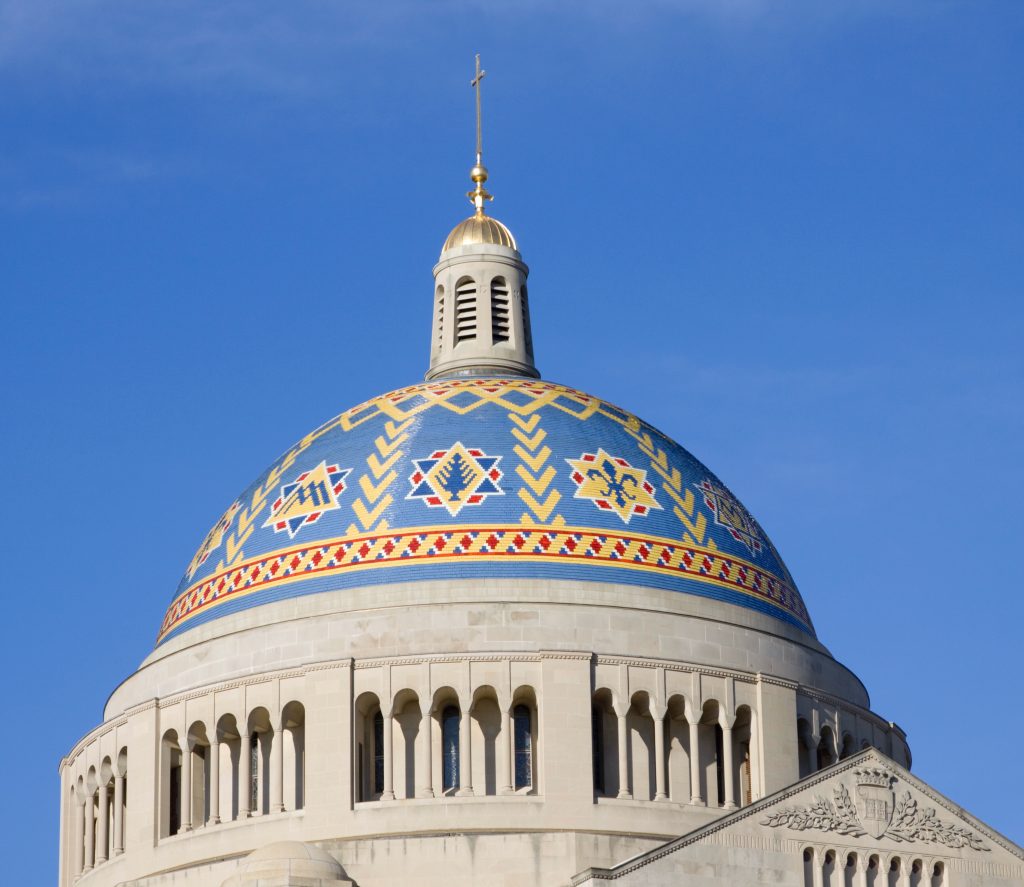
[{"left": 0, "top": 0, "right": 929, "bottom": 95}]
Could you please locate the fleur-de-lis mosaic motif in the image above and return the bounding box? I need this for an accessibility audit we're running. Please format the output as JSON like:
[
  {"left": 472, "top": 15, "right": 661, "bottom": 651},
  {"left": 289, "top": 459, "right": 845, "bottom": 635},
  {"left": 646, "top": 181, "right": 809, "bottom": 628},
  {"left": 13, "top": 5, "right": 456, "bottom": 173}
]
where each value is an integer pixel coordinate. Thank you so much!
[{"left": 566, "top": 449, "right": 661, "bottom": 523}]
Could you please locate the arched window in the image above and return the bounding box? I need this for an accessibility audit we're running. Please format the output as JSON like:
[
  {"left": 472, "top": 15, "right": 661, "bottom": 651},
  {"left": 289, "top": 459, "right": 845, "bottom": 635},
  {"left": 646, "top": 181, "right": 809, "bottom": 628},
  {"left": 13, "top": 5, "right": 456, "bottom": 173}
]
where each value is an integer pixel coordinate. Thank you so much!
[
  {"left": 823, "top": 849, "right": 836, "bottom": 887},
  {"left": 591, "top": 705, "right": 605, "bottom": 795},
  {"left": 249, "top": 732, "right": 259, "bottom": 813},
  {"left": 797, "top": 718, "right": 814, "bottom": 777},
  {"left": 455, "top": 277, "right": 477, "bottom": 343},
  {"left": 740, "top": 742, "right": 752, "bottom": 806},
  {"left": 161, "top": 730, "right": 182, "bottom": 838},
  {"left": 490, "top": 277, "right": 510, "bottom": 344},
  {"left": 714, "top": 724, "right": 726, "bottom": 807},
  {"left": 818, "top": 727, "right": 836, "bottom": 770},
  {"left": 169, "top": 759, "right": 181, "bottom": 835},
  {"left": 802, "top": 848, "right": 815, "bottom": 887},
  {"left": 442, "top": 706, "right": 460, "bottom": 792},
  {"left": 372, "top": 710, "right": 385, "bottom": 796},
  {"left": 845, "top": 853, "right": 858, "bottom": 887},
  {"left": 434, "top": 284, "right": 445, "bottom": 353},
  {"left": 513, "top": 704, "right": 532, "bottom": 790}
]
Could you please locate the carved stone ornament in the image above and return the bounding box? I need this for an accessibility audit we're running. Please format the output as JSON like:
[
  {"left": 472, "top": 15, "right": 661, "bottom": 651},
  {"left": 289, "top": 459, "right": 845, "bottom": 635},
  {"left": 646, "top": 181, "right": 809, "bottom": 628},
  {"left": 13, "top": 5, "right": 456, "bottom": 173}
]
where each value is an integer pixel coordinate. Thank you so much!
[{"left": 761, "top": 768, "right": 989, "bottom": 851}]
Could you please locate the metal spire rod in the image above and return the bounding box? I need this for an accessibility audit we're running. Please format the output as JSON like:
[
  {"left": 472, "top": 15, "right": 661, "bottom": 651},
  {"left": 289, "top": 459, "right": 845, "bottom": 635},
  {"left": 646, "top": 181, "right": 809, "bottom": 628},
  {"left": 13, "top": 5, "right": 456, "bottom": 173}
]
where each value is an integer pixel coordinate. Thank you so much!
[
  {"left": 471, "top": 53, "right": 486, "bottom": 165},
  {"left": 467, "top": 53, "right": 493, "bottom": 214}
]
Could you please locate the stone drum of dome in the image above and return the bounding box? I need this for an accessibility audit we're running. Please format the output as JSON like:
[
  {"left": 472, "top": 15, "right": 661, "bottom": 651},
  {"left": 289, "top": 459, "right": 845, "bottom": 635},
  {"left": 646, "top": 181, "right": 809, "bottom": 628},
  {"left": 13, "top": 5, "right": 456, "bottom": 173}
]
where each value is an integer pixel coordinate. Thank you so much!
[{"left": 159, "top": 376, "right": 812, "bottom": 645}]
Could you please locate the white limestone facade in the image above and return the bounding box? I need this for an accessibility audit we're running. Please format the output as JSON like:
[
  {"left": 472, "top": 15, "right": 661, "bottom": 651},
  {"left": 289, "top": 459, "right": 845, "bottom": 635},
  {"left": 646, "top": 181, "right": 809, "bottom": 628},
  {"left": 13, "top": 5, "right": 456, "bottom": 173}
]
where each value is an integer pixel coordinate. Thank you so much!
[{"left": 58, "top": 577, "right": 926, "bottom": 887}]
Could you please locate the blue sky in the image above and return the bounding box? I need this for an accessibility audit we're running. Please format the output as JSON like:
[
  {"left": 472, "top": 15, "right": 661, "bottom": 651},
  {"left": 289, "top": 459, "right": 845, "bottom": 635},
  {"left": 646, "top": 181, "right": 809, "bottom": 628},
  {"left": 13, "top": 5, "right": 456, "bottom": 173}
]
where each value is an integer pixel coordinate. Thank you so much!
[{"left": 1, "top": 1, "right": 1021, "bottom": 879}]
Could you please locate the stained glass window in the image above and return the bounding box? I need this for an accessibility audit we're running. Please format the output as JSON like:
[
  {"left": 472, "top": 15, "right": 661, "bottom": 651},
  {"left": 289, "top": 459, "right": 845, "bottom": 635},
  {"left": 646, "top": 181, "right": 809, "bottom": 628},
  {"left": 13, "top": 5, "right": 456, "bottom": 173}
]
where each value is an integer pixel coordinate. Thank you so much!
[
  {"left": 513, "top": 704, "right": 532, "bottom": 790},
  {"left": 442, "top": 706, "right": 460, "bottom": 792},
  {"left": 373, "top": 711, "right": 384, "bottom": 795}
]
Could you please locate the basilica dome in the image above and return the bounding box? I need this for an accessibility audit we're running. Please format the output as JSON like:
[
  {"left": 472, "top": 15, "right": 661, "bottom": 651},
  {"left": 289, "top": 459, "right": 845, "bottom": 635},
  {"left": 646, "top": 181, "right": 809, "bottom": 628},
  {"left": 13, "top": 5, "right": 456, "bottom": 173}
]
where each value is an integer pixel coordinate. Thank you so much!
[{"left": 159, "top": 376, "right": 812, "bottom": 646}]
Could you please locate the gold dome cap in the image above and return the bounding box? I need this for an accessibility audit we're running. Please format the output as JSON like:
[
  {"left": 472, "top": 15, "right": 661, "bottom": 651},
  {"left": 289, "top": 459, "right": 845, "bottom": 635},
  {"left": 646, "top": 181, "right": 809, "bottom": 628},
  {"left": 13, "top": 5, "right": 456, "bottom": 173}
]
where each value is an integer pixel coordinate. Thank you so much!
[{"left": 441, "top": 212, "right": 517, "bottom": 254}]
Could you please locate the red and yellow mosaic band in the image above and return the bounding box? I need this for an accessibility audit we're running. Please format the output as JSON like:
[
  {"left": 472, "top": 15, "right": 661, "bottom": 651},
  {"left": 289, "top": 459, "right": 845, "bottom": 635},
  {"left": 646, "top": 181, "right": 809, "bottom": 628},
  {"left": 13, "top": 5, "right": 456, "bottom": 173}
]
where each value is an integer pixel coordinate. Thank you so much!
[{"left": 159, "top": 524, "right": 810, "bottom": 643}]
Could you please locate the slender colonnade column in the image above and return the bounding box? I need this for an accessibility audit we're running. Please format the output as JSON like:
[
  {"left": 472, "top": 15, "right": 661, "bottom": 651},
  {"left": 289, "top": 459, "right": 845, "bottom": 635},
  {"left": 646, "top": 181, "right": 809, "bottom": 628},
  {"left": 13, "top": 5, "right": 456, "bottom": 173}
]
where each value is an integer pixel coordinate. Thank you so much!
[
  {"left": 499, "top": 705, "right": 513, "bottom": 794},
  {"left": 616, "top": 713, "right": 631, "bottom": 799},
  {"left": 75, "top": 796, "right": 86, "bottom": 878},
  {"left": 270, "top": 725, "right": 284, "bottom": 813},
  {"left": 381, "top": 711, "right": 395, "bottom": 801},
  {"left": 653, "top": 711, "right": 667, "bottom": 801},
  {"left": 83, "top": 791, "right": 95, "bottom": 873},
  {"left": 418, "top": 710, "right": 433, "bottom": 798},
  {"left": 457, "top": 708, "right": 474, "bottom": 796},
  {"left": 180, "top": 743, "right": 192, "bottom": 831},
  {"left": 239, "top": 733, "right": 252, "bottom": 818},
  {"left": 722, "top": 724, "right": 736, "bottom": 809},
  {"left": 96, "top": 783, "right": 109, "bottom": 863},
  {"left": 209, "top": 735, "right": 221, "bottom": 824},
  {"left": 112, "top": 775, "right": 124, "bottom": 855},
  {"left": 811, "top": 850, "right": 824, "bottom": 887},
  {"left": 689, "top": 719, "right": 704, "bottom": 805}
]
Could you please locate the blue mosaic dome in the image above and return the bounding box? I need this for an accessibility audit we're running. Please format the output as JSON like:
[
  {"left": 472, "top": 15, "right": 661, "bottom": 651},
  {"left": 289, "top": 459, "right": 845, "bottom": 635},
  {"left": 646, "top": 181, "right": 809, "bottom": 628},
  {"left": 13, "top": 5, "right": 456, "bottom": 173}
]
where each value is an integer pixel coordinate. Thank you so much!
[{"left": 159, "top": 378, "right": 812, "bottom": 644}]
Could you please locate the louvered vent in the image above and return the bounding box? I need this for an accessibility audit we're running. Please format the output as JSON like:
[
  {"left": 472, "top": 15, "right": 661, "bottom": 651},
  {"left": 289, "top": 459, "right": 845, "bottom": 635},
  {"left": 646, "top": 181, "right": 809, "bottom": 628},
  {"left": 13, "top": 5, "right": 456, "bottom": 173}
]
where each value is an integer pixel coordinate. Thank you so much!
[
  {"left": 520, "top": 284, "right": 533, "bottom": 357},
  {"left": 490, "top": 277, "right": 510, "bottom": 344},
  {"left": 455, "top": 277, "right": 478, "bottom": 343}
]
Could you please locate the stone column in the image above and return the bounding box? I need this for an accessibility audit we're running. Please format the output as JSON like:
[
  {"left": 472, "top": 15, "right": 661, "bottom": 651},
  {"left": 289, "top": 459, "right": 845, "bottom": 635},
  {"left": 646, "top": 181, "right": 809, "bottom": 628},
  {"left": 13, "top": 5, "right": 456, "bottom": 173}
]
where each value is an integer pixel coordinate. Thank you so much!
[
  {"left": 688, "top": 720, "right": 704, "bottom": 805},
  {"left": 811, "top": 851, "right": 824, "bottom": 887},
  {"left": 74, "top": 796, "right": 86, "bottom": 878},
  {"left": 854, "top": 856, "right": 869, "bottom": 887},
  {"left": 499, "top": 705, "right": 513, "bottom": 794},
  {"left": 83, "top": 792, "right": 95, "bottom": 873},
  {"left": 209, "top": 736, "right": 221, "bottom": 824},
  {"left": 96, "top": 783, "right": 109, "bottom": 863},
  {"left": 381, "top": 711, "right": 395, "bottom": 800},
  {"left": 112, "top": 775, "right": 124, "bottom": 856},
  {"left": 653, "top": 711, "right": 667, "bottom": 801},
  {"left": 269, "top": 726, "right": 284, "bottom": 813},
  {"left": 239, "top": 733, "right": 252, "bottom": 818},
  {"left": 417, "top": 711, "right": 434, "bottom": 798},
  {"left": 457, "top": 708, "right": 474, "bottom": 796},
  {"left": 616, "top": 714, "right": 631, "bottom": 799},
  {"left": 722, "top": 724, "right": 737, "bottom": 809},
  {"left": 180, "top": 744, "right": 192, "bottom": 831}
]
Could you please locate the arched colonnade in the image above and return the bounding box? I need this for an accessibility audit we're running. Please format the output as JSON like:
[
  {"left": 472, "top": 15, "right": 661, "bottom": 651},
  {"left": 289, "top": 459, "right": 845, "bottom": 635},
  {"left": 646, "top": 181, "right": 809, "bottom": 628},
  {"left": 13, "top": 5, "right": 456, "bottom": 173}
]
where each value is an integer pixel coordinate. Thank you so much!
[
  {"left": 802, "top": 847, "right": 946, "bottom": 887},
  {"left": 69, "top": 749, "right": 128, "bottom": 880},
  {"left": 159, "top": 701, "right": 306, "bottom": 837},
  {"left": 591, "top": 688, "right": 756, "bottom": 808},
  {"left": 354, "top": 684, "right": 538, "bottom": 801}
]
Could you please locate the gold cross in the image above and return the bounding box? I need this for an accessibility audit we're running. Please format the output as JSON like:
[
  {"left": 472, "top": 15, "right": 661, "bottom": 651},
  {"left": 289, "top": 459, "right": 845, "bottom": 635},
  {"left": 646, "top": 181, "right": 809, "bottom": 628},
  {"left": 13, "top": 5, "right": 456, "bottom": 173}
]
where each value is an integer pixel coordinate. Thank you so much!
[{"left": 471, "top": 53, "right": 486, "bottom": 164}]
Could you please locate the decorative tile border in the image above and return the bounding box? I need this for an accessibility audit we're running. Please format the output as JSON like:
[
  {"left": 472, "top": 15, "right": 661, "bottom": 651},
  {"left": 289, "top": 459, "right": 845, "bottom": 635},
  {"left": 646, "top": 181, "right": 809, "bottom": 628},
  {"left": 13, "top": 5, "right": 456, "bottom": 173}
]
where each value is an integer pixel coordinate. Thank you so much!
[{"left": 158, "top": 524, "right": 810, "bottom": 643}]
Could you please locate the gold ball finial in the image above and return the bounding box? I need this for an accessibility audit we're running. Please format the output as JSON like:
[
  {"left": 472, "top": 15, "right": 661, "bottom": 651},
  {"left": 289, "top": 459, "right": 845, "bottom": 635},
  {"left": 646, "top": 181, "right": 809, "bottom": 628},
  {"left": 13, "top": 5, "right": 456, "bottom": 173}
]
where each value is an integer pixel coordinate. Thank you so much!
[{"left": 470, "top": 164, "right": 489, "bottom": 183}]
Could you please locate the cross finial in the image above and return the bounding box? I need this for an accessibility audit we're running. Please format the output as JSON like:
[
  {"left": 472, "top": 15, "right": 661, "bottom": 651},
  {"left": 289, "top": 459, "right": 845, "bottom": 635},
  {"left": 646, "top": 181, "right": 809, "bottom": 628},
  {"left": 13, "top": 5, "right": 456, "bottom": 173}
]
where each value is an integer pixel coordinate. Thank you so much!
[
  {"left": 471, "top": 53, "right": 486, "bottom": 165},
  {"left": 467, "top": 53, "right": 492, "bottom": 215}
]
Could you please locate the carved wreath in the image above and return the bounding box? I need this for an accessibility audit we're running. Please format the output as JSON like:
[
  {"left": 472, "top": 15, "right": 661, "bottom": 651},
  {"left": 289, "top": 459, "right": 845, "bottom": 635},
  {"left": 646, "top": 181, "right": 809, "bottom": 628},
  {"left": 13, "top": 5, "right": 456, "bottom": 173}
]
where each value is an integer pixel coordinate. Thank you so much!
[{"left": 762, "top": 785, "right": 988, "bottom": 851}]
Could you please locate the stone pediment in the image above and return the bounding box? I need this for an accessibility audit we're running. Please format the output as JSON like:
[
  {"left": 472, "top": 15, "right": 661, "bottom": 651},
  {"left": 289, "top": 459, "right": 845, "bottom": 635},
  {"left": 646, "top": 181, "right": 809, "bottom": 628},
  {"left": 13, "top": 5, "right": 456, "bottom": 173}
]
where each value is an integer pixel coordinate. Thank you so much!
[{"left": 571, "top": 748, "right": 1023, "bottom": 886}]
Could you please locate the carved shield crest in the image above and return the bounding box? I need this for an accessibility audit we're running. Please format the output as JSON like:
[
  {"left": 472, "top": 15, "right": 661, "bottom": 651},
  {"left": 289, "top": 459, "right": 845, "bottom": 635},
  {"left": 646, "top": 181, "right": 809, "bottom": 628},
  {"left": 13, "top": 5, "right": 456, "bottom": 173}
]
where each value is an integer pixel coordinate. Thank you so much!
[{"left": 855, "top": 771, "right": 894, "bottom": 839}]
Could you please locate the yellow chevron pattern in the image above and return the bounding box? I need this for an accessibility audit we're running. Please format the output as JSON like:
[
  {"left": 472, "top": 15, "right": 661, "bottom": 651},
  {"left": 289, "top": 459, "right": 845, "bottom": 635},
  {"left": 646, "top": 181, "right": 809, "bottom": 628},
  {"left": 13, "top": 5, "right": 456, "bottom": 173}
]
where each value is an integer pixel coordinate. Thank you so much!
[
  {"left": 510, "top": 412, "right": 563, "bottom": 524},
  {"left": 629, "top": 430, "right": 712, "bottom": 548},
  {"left": 339, "top": 378, "right": 605, "bottom": 430},
  {"left": 345, "top": 418, "right": 413, "bottom": 534},
  {"left": 218, "top": 444, "right": 302, "bottom": 570}
]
